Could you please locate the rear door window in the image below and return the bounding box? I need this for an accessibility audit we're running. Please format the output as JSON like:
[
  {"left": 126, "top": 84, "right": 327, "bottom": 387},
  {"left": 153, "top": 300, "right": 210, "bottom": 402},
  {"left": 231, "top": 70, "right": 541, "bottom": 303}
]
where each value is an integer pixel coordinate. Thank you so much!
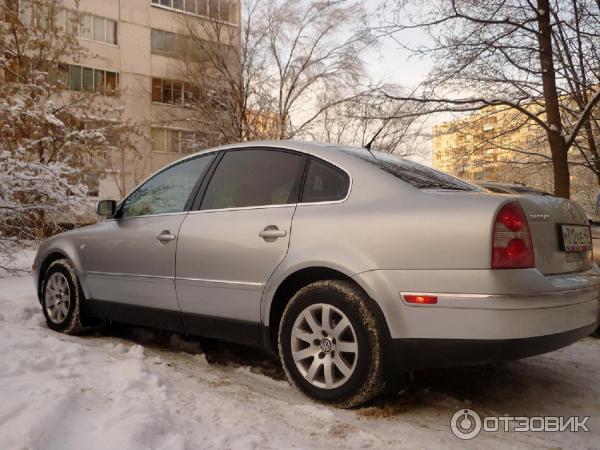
[{"left": 201, "top": 149, "right": 305, "bottom": 210}]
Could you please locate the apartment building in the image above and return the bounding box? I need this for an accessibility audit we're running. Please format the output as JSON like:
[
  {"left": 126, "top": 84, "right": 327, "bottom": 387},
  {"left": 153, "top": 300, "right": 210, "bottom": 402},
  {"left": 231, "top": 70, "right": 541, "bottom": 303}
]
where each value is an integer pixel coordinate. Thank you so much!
[
  {"left": 432, "top": 104, "right": 548, "bottom": 182},
  {"left": 12, "top": 0, "right": 240, "bottom": 199},
  {"left": 432, "top": 104, "right": 600, "bottom": 211}
]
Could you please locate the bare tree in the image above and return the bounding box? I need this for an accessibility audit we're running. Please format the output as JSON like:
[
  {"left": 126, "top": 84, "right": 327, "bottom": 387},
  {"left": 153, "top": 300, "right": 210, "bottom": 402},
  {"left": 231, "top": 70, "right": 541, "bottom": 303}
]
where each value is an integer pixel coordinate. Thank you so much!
[
  {"left": 308, "top": 84, "right": 429, "bottom": 157},
  {"left": 172, "top": 0, "right": 267, "bottom": 145},
  {"left": 374, "top": 0, "right": 600, "bottom": 198},
  {"left": 173, "top": 0, "right": 375, "bottom": 146},
  {"left": 0, "top": 0, "right": 143, "bottom": 260},
  {"left": 0, "top": 0, "right": 82, "bottom": 82},
  {"left": 0, "top": 0, "right": 142, "bottom": 197}
]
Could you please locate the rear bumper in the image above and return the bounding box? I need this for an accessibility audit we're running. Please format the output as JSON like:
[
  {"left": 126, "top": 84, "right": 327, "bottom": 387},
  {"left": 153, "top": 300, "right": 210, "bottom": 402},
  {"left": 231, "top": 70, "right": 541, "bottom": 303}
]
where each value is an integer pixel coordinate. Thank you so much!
[
  {"left": 355, "top": 267, "right": 600, "bottom": 341},
  {"left": 389, "top": 323, "right": 596, "bottom": 370}
]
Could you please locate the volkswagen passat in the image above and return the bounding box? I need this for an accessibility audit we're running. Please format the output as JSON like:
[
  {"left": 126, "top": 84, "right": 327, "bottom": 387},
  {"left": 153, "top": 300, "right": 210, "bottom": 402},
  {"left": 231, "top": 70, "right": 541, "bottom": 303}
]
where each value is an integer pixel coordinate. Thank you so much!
[{"left": 34, "top": 141, "right": 600, "bottom": 407}]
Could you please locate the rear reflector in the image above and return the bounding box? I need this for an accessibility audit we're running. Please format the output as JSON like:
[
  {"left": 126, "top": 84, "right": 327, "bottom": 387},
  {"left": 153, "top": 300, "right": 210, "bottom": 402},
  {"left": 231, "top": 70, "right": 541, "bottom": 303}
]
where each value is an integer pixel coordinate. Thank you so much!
[
  {"left": 403, "top": 294, "right": 438, "bottom": 304},
  {"left": 492, "top": 201, "right": 535, "bottom": 269}
]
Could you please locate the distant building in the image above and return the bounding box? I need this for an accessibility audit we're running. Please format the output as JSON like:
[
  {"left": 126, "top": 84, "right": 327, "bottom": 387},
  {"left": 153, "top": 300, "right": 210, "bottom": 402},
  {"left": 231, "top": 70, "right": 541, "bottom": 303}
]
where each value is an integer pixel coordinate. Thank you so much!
[
  {"left": 432, "top": 104, "right": 548, "bottom": 183},
  {"left": 243, "top": 110, "right": 280, "bottom": 140},
  {"left": 432, "top": 102, "right": 599, "bottom": 211}
]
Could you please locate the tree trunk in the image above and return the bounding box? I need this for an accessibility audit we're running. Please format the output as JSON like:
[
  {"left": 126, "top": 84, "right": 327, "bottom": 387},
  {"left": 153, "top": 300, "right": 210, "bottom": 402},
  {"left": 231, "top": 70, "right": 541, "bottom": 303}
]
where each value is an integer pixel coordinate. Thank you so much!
[
  {"left": 584, "top": 121, "right": 600, "bottom": 182},
  {"left": 537, "top": 0, "right": 570, "bottom": 198}
]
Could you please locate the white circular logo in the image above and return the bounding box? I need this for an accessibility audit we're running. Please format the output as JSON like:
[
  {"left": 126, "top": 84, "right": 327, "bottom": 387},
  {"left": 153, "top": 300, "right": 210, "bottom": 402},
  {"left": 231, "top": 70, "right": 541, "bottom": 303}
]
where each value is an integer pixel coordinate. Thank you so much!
[{"left": 451, "top": 409, "right": 482, "bottom": 440}]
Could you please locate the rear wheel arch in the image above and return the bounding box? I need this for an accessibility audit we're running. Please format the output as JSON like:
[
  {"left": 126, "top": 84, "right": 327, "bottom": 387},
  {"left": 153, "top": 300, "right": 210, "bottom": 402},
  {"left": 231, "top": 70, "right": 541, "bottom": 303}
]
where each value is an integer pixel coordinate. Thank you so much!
[{"left": 266, "top": 266, "right": 391, "bottom": 352}]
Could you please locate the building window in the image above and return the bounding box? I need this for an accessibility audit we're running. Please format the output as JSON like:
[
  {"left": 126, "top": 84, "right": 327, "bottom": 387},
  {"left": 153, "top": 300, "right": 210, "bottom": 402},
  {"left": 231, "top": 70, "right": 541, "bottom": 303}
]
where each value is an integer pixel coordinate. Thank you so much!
[
  {"left": 8, "top": 0, "right": 56, "bottom": 28},
  {"left": 75, "top": 13, "right": 118, "bottom": 44},
  {"left": 79, "top": 13, "right": 92, "bottom": 39},
  {"left": 151, "top": 78, "right": 197, "bottom": 104},
  {"left": 68, "top": 64, "right": 119, "bottom": 95},
  {"left": 6, "top": 1, "right": 116, "bottom": 45},
  {"left": 82, "top": 67, "right": 94, "bottom": 91},
  {"left": 151, "top": 0, "right": 238, "bottom": 24},
  {"left": 151, "top": 127, "right": 195, "bottom": 153},
  {"left": 14, "top": 4, "right": 118, "bottom": 45},
  {"left": 151, "top": 29, "right": 177, "bottom": 54}
]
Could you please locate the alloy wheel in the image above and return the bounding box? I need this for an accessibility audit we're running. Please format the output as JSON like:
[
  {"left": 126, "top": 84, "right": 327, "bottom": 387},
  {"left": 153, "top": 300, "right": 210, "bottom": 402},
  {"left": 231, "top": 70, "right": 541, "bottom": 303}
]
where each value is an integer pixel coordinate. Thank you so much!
[
  {"left": 290, "top": 303, "right": 358, "bottom": 389},
  {"left": 45, "top": 272, "right": 71, "bottom": 324}
]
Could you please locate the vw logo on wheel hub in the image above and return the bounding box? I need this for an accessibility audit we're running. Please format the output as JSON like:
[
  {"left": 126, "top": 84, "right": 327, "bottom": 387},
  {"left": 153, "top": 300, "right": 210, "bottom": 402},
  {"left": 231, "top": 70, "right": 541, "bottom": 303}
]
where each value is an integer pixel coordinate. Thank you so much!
[{"left": 319, "top": 338, "right": 333, "bottom": 353}]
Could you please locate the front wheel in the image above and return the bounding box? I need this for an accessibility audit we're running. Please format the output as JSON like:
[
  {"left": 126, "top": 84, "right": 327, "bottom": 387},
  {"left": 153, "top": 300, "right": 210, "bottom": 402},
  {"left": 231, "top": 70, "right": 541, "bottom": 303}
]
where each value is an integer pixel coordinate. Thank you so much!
[
  {"left": 278, "top": 280, "right": 385, "bottom": 408},
  {"left": 41, "top": 259, "right": 86, "bottom": 334}
]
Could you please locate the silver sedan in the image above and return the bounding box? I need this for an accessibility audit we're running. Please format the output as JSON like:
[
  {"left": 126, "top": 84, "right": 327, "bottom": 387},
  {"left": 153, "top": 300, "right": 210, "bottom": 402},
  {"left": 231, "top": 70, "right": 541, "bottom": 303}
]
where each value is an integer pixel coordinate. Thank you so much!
[{"left": 34, "top": 141, "right": 600, "bottom": 407}]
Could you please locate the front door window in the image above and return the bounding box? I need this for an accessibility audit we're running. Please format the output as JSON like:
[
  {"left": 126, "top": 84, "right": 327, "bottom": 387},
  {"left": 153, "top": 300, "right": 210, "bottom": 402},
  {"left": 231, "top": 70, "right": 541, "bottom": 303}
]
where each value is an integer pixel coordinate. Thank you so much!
[{"left": 121, "top": 154, "right": 214, "bottom": 218}]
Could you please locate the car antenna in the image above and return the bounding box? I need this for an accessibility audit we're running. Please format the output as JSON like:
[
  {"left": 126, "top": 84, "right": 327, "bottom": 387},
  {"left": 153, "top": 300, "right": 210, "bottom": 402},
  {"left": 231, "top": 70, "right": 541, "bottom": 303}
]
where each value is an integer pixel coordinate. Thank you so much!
[
  {"left": 363, "top": 82, "right": 422, "bottom": 157},
  {"left": 363, "top": 110, "right": 394, "bottom": 156}
]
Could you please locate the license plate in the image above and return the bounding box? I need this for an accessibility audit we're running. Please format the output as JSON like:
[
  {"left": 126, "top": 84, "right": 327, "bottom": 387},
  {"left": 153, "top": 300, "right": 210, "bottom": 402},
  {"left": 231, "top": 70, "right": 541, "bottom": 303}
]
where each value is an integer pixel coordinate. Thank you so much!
[{"left": 560, "top": 224, "right": 591, "bottom": 252}]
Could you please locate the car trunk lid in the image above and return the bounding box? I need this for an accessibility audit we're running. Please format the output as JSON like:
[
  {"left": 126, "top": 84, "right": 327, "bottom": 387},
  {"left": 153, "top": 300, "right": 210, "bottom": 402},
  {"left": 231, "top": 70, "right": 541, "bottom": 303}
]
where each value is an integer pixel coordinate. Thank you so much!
[{"left": 517, "top": 196, "right": 592, "bottom": 275}]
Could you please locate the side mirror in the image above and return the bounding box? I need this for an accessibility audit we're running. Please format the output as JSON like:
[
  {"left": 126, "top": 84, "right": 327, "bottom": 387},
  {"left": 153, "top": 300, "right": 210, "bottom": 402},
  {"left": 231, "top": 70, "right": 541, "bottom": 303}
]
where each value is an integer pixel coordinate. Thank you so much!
[{"left": 97, "top": 200, "right": 117, "bottom": 217}]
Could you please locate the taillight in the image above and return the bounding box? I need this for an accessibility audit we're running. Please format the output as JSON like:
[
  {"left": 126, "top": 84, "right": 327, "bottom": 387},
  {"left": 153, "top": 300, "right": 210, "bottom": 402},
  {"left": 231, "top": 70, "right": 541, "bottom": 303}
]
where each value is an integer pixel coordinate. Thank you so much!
[{"left": 492, "top": 201, "right": 535, "bottom": 269}]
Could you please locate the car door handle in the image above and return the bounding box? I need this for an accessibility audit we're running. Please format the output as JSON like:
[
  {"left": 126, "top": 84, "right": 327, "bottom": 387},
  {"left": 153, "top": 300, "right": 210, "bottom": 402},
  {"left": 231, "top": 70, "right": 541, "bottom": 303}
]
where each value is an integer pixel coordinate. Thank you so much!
[
  {"left": 156, "top": 231, "right": 176, "bottom": 243},
  {"left": 259, "top": 226, "right": 287, "bottom": 239}
]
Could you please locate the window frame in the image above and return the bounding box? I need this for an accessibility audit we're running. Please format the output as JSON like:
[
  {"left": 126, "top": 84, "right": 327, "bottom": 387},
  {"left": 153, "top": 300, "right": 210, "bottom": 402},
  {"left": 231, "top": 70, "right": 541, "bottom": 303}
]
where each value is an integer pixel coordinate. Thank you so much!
[
  {"left": 151, "top": 127, "right": 196, "bottom": 153},
  {"left": 151, "top": 0, "right": 239, "bottom": 26},
  {"left": 74, "top": 12, "right": 118, "bottom": 45},
  {"left": 299, "top": 157, "right": 351, "bottom": 205},
  {"left": 114, "top": 152, "right": 218, "bottom": 220},
  {"left": 151, "top": 77, "right": 192, "bottom": 104},
  {"left": 67, "top": 64, "right": 119, "bottom": 96},
  {"left": 150, "top": 28, "right": 177, "bottom": 55},
  {"left": 190, "top": 148, "right": 310, "bottom": 212}
]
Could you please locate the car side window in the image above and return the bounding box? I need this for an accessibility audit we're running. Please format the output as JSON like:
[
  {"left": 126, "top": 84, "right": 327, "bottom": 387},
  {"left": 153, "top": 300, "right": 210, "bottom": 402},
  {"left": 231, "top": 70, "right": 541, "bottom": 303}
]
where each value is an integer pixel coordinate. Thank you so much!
[
  {"left": 121, "top": 154, "right": 214, "bottom": 218},
  {"left": 201, "top": 149, "right": 305, "bottom": 210},
  {"left": 301, "top": 159, "right": 349, "bottom": 203}
]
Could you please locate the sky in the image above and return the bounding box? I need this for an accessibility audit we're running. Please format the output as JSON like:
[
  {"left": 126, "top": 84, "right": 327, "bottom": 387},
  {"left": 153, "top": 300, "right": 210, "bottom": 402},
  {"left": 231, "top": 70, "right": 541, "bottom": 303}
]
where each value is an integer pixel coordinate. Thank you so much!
[
  {"left": 363, "top": 34, "right": 433, "bottom": 89},
  {"left": 358, "top": 5, "right": 437, "bottom": 164},
  {"left": 363, "top": 39, "right": 435, "bottom": 164},
  {"left": 361, "top": 1, "right": 434, "bottom": 88}
]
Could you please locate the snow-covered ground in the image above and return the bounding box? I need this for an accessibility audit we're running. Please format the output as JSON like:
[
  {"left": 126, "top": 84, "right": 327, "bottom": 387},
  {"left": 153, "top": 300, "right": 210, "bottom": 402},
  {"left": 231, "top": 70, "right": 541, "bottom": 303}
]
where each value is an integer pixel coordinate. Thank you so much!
[{"left": 1, "top": 251, "right": 599, "bottom": 449}]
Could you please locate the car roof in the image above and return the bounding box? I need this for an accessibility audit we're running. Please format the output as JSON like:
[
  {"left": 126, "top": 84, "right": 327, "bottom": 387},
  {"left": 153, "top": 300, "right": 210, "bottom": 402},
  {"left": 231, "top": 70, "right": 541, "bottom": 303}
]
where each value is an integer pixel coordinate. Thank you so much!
[{"left": 181, "top": 140, "right": 364, "bottom": 163}]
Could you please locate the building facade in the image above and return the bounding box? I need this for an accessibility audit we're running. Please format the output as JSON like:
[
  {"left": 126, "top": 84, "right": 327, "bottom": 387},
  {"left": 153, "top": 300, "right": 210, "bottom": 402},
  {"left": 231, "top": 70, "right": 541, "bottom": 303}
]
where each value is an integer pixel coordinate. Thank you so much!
[
  {"left": 432, "top": 105, "right": 548, "bottom": 182},
  {"left": 432, "top": 105, "right": 599, "bottom": 211},
  {"left": 34, "top": 0, "right": 240, "bottom": 199}
]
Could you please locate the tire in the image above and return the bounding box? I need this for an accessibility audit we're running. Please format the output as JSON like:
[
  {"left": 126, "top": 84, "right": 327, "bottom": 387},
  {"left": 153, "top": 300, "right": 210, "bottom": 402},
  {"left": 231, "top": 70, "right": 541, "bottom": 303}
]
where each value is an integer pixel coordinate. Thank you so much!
[
  {"left": 278, "top": 280, "right": 385, "bottom": 408},
  {"left": 593, "top": 327, "right": 600, "bottom": 338},
  {"left": 41, "top": 259, "right": 86, "bottom": 334}
]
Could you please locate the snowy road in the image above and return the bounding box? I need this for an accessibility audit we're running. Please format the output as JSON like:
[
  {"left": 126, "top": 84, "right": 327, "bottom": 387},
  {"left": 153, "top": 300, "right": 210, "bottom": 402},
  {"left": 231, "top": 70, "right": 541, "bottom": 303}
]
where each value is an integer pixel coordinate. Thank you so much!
[{"left": 1, "top": 261, "right": 599, "bottom": 448}]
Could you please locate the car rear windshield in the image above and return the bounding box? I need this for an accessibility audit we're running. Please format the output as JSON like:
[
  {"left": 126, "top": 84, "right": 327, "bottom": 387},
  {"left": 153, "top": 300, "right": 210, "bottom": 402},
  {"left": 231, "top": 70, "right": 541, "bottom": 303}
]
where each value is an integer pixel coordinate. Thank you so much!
[{"left": 342, "top": 148, "right": 480, "bottom": 191}]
